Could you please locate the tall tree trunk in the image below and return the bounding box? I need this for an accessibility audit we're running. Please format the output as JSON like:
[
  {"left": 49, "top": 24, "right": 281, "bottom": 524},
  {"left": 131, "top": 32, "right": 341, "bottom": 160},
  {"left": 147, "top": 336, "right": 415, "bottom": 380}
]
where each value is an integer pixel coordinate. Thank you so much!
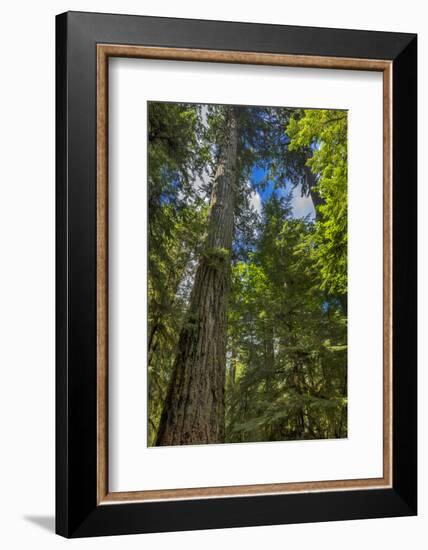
[
  {"left": 155, "top": 107, "right": 239, "bottom": 446},
  {"left": 304, "top": 164, "right": 324, "bottom": 213}
]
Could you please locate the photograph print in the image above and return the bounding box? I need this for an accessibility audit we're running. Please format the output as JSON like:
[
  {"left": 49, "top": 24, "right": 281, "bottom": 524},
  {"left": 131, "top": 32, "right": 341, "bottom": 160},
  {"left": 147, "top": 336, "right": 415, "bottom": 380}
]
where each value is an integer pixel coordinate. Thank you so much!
[{"left": 148, "top": 101, "right": 348, "bottom": 447}]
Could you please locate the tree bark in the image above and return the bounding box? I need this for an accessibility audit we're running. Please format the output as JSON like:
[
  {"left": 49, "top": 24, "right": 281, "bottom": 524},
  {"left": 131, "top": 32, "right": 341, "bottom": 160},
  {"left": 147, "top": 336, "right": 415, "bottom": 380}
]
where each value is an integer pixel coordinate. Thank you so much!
[
  {"left": 264, "top": 321, "right": 275, "bottom": 394},
  {"left": 155, "top": 107, "right": 239, "bottom": 446},
  {"left": 304, "top": 164, "right": 324, "bottom": 213}
]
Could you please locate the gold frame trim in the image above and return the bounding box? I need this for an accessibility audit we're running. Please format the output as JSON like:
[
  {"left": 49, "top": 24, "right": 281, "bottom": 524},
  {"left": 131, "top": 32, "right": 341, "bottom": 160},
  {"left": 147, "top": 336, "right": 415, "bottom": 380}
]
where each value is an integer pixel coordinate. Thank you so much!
[{"left": 96, "top": 44, "right": 393, "bottom": 504}]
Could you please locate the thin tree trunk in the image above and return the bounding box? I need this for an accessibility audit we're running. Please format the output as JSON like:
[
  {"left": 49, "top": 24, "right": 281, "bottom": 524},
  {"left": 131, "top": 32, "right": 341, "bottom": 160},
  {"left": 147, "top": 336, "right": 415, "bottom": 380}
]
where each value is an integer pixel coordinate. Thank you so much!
[
  {"left": 264, "top": 320, "right": 276, "bottom": 440},
  {"left": 264, "top": 321, "right": 275, "bottom": 394},
  {"left": 155, "top": 107, "right": 239, "bottom": 446},
  {"left": 229, "top": 346, "right": 237, "bottom": 389}
]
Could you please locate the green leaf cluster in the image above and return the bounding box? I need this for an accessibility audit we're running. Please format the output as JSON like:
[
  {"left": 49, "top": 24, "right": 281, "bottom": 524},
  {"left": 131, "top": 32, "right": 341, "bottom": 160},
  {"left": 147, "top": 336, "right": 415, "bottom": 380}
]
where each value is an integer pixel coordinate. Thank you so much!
[
  {"left": 226, "top": 195, "right": 347, "bottom": 443},
  {"left": 287, "top": 109, "right": 348, "bottom": 296}
]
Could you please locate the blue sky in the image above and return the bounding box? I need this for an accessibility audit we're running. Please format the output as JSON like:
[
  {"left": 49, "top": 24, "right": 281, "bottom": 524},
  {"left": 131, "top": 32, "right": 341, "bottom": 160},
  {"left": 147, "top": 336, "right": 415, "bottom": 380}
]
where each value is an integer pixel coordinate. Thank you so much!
[
  {"left": 249, "top": 165, "right": 315, "bottom": 220},
  {"left": 197, "top": 104, "right": 315, "bottom": 221}
]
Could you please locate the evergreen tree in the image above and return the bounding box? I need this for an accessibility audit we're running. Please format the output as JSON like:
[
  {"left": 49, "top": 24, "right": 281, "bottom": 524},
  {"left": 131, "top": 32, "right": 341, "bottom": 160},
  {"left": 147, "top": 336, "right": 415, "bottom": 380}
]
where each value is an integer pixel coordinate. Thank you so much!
[{"left": 148, "top": 102, "right": 348, "bottom": 446}]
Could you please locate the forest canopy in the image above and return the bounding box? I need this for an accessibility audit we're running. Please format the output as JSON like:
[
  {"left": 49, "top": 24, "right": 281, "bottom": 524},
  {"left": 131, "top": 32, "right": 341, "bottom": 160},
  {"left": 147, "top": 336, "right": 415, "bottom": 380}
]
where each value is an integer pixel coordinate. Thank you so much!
[{"left": 148, "top": 101, "right": 348, "bottom": 446}]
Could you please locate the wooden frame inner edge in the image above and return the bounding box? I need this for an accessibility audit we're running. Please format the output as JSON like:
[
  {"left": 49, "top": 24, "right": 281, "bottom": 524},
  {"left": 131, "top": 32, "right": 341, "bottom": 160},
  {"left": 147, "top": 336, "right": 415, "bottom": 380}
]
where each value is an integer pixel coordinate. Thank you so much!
[{"left": 96, "top": 44, "right": 393, "bottom": 504}]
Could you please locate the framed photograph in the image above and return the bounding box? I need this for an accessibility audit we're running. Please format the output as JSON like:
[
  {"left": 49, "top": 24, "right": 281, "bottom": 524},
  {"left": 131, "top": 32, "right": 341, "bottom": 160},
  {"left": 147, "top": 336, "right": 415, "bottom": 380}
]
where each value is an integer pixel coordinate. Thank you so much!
[{"left": 56, "top": 11, "right": 417, "bottom": 538}]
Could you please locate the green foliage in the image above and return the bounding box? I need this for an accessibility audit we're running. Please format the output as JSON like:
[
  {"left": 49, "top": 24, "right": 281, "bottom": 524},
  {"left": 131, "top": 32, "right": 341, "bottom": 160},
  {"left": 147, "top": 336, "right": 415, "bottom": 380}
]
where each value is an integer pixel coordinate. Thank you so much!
[
  {"left": 226, "top": 195, "right": 347, "bottom": 443},
  {"left": 147, "top": 102, "right": 209, "bottom": 444},
  {"left": 202, "top": 247, "right": 231, "bottom": 270},
  {"left": 287, "top": 109, "right": 348, "bottom": 296}
]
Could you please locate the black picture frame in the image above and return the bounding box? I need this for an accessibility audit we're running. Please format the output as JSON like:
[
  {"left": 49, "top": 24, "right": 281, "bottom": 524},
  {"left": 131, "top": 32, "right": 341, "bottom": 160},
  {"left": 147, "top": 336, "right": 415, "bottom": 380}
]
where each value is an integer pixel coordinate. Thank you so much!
[{"left": 56, "top": 11, "right": 417, "bottom": 538}]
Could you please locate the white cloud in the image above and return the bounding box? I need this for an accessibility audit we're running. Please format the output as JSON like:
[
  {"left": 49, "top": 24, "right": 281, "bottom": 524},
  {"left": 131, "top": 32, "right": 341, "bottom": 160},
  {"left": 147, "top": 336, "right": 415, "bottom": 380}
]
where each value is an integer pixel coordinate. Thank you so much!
[
  {"left": 249, "top": 190, "right": 262, "bottom": 216},
  {"left": 193, "top": 170, "right": 210, "bottom": 193},
  {"left": 200, "top": 105, "right": 208, "bottom": 127},
  {"left": 291, "top": 184, "right": 315, "bottom": 220}
]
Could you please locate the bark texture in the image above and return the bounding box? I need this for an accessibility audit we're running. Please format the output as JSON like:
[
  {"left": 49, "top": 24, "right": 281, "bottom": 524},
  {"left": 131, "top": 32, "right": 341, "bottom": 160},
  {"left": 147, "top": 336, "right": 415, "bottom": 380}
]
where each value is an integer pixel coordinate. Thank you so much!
[{"left": 155, "top": 107, "right": 239, "bottom": 446}]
